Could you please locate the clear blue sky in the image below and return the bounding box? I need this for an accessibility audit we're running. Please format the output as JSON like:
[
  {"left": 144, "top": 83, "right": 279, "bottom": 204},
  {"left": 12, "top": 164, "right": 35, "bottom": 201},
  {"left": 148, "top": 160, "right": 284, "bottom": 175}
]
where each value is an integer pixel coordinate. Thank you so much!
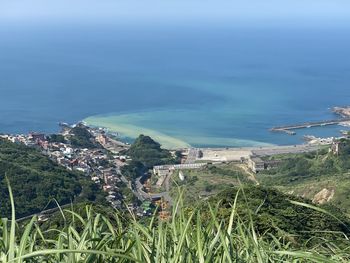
[{"left": 1, "top": 0, "right": 350, "bottom": 27}]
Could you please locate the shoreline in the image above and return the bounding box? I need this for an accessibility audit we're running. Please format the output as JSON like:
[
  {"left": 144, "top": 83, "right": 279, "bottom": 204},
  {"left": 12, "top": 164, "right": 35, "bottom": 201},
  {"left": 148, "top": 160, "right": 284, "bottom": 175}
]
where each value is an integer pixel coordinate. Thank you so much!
[
  {"left": 84, "top": 116, "right": 347, "bottom": 150},
  {"left": 83, "top": 115, "right": 274, "bottom": 150},
  {"left": 84, "top": 116, "right": 191, "bottom": 149}
]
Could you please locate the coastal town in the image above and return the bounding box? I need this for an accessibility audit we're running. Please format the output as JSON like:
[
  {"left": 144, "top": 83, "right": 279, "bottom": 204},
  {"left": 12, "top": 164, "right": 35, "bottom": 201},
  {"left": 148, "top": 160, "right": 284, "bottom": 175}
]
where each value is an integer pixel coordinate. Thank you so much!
[{"left": 1, "top": 106, "right": 350, "bottom": 220}]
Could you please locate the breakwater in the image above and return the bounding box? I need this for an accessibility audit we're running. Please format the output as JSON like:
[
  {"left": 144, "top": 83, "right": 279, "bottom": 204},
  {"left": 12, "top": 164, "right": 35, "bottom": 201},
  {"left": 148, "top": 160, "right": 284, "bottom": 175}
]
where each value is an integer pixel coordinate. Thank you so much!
[{"left": 271, "top": 118, "right": 350, "bottom": 135}]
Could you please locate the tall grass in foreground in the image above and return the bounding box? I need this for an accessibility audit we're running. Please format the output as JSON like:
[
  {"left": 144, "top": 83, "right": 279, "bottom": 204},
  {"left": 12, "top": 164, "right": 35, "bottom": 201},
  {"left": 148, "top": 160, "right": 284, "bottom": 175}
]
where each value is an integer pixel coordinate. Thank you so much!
[{"left": 1, "top": 182, "right": 350, "bottom": 262}]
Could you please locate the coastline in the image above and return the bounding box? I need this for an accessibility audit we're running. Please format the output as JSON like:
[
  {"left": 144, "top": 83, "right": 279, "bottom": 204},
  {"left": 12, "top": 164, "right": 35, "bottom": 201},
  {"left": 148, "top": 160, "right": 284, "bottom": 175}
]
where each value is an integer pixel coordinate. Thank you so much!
[
  {"left": 84, "top": 114, "right": 274, "bottom": 149},
  {"left": 83, "top": 105, "right": 350, "bottom": 150},
  {"left": 84, "top": 115, "right": 191, "bottom": 149}
]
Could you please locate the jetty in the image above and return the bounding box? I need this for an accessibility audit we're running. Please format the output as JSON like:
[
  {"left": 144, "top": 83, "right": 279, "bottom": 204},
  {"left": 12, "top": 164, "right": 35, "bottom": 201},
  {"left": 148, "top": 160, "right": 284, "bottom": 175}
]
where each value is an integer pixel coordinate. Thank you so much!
[{"left": 270, "top": 118, "right": 350, "bottom": 135}]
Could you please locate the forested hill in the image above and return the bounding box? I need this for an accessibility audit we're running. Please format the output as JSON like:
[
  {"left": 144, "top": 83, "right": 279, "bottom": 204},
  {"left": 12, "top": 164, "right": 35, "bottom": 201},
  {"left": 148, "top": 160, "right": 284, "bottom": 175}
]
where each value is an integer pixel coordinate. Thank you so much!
[
  {"left": 121, "top": 135, "right": 180, "bottom": 180},
  {"left": 205, "top": 186, "right": 350, "bottom": 247},
  {"left": 126, "top": 134, "right": 178, "bottom": 168},
  {"left": 0, "top": 138, "right": 104, "bottom": 218}
]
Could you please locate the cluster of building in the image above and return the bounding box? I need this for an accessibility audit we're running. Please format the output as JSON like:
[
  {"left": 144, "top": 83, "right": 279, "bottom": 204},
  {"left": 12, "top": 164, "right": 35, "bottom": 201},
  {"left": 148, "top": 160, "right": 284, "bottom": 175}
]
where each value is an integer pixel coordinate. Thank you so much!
[
  {"left": 0, "top": 132, "right": 46, "bottom": 146},
  {"left": 0, "top": 125, "right": 132, "bottom": 210},
  {"left": 2, "top": 124, "right": 172, "bottom": 219},
  {"left": 303, "top": 135, "right": 338, "bottom": 145}
]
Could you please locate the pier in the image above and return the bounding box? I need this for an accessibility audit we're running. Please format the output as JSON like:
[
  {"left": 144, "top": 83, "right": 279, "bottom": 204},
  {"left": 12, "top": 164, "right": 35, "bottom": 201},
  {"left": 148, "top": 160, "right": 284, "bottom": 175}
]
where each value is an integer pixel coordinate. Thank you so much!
[{"left": 270, "top": 118, "right": 350, "bottom": 135}]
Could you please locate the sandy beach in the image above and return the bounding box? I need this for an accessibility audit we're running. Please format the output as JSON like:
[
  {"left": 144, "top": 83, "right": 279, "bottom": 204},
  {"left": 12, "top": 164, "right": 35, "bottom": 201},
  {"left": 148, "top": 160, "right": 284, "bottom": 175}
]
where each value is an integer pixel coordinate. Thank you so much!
[{"left": 84, "top": 115, "right": 191, "bottom": 149}]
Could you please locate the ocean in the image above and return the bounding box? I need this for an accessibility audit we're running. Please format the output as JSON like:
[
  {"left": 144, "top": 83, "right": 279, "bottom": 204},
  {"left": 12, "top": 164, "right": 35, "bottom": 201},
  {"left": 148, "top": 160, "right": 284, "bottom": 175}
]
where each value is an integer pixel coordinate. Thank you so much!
[{"left": 1, "top": 24, "right": 350, "bottom": 148}]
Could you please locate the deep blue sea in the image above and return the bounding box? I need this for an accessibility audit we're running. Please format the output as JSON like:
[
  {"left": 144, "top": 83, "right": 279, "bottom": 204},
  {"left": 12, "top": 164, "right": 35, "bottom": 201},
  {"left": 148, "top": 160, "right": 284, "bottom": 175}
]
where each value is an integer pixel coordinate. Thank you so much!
[{"left": 1, "top": 24, "right": 350, "bottom": 147}]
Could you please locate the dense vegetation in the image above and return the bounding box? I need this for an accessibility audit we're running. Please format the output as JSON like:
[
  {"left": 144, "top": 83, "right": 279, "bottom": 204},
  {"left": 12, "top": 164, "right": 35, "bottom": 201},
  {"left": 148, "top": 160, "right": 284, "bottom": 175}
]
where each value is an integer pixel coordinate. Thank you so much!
[
  {"left": 265, "top": 146, "right": 350, "bottom": 180},
  {"left": 206, "top": 186, "right": 350, "bottom": 247},
  {"left": 265, "top": 139, "right": 350, "bottom": 178},
  {"left": 1, "top": 184, "right": 350, "bottom": 262},
  {"left": 47, "top": 134, "right": 66, "bottom": 143},
  {"left": 126, "top": 135, "right": 178, "bottom": 168},
  {"left": 0, "top": 139, "right": 105, "bottom": 218},
  {"left": 259, "top": 139, "right": 350, "bottom": 212},
  {"left": 170, "top": 163, "right": 253, "bottom": 203},
  {"left": 121, "top": 135, "right": 179, "bottom": 180},
  {"left": 69, "top": 125, "right": 101, "bottom": 149}
]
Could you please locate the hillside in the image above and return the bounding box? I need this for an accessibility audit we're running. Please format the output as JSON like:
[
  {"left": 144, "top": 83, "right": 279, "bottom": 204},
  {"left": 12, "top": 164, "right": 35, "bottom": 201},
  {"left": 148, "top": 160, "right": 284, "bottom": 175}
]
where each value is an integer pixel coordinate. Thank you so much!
[
  {"left": 2, "top": 185, "right": 350, "bottom": 262},
  {"left": 259, "top": 139, "right": 350, "bottom": 213},
  {"left": 121, "top": 135, "right": 180, "bottom": 180},
  {"left": 69, "top": 125, "right": 102, "bottom": 149},
  {"left": 206, "top": 186, "right": 350, "bottom": 247},
  {"left": 169, "top": 163, "right": 254, "bottom": 203},
  {"left": 126, "top": 134, "right": 178, "bottom": 168},
  {"left": 0, "top": 138, "right": 105, "bottom": 218},
  {"left": 52, "top": 185, "right": 350, "bottom": 247},
  {"left": 178, "top": 139, "right": 350, "bottom": 214}
]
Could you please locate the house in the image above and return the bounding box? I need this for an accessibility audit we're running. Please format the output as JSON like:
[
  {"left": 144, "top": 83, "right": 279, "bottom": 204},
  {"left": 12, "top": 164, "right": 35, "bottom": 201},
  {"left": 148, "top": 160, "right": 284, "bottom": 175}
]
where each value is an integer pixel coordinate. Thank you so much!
[
  {"left": 247, "top": 156, "right": 265, "bottom": 173},
  {"left": 38, "top": 140, "right": 49, "bottom": 150},
  {"left": 91, "top": 176, "right": 100, "bottom": 183},
  {"left": 9, "top": 136, "right": 20, "bottom": 144},
  {"left": 0, "top": 135, "right": 9, "bottom": 139},
  {"left": 248, "top": 156, "right": 281, "bottom": 173},
  {"left": 63, "top": 147, "right": 74, "bottom": 155}
]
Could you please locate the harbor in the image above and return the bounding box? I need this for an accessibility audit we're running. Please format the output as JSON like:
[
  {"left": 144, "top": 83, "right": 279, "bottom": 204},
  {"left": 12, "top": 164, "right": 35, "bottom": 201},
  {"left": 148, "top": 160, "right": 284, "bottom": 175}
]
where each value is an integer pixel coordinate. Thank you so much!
[
  {"left": 270, "top": 106, "right": 350, "bottom": 135},
  {"left": 270, "top": 118, "right": 350, "bottom": 135}
]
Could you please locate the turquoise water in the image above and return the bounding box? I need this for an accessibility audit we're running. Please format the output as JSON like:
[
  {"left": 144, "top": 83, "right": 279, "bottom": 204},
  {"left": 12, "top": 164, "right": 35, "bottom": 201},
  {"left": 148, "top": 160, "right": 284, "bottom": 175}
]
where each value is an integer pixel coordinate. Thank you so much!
[{"left": 0, "top": 25, "right": 350, "bottom": 147}]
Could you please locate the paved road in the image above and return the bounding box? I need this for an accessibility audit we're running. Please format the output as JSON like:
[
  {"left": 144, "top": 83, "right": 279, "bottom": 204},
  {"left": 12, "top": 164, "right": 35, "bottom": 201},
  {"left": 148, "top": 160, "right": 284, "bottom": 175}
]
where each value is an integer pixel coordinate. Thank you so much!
[
  {"left": 16, "top": 203, "right": 72, "bottom": 222},
  {"left": 135, "top": 176, "right": 173, "bottom": 205}
]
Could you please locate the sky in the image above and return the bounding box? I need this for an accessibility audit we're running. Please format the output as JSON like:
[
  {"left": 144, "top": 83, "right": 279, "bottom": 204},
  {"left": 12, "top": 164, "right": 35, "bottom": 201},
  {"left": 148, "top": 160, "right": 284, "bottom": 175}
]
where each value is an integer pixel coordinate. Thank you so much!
[{"left": 1, "top": 0, "right": 350, "bottom": 27}]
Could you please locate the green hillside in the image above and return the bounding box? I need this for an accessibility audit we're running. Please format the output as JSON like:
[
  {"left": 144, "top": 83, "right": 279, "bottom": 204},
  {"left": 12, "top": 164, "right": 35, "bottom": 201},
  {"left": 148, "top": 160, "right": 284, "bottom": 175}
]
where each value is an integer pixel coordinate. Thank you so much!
[
  {"left": 69, "top": 125, "right": 102, "bottom": 149},
  {"left": 179, "top": 139, "right": 350, "bottom": 214},
  {"left": 1, "top": 185, "right": 350, "bottom": 262},
  {"left": 121, "top": 135, "right": 179, "bottom": 180},
  {"left": 206, "top": 186, "right": 350, "bottom": 247},
  {"left": 259, "top": 139, "right": 350, "bottom": 213}
]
